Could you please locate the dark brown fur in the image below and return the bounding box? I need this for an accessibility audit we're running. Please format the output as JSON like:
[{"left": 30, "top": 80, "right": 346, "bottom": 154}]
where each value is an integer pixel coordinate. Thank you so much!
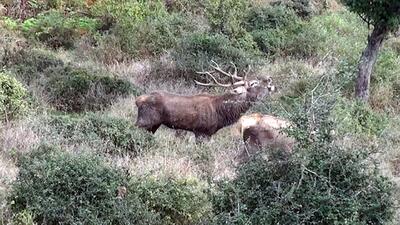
[{"left": 135, "top": 84, "right": 269, "bottom": 140}]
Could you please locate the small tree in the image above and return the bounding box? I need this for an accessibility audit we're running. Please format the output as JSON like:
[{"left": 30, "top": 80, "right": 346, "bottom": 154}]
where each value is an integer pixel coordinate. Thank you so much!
[{"left": 341, "top": 0, "right": 400, "bottom": 102}]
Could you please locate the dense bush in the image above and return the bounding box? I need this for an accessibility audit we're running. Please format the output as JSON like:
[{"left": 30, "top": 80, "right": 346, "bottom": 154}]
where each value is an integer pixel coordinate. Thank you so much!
[
  {"left": 273, "top": 0, "right": 328, "bottom": 18},
  {"left": 47, "top": 113, "right": 154, "bottom": 155},
  {"left": 91, "top": 0, "right": 175, "bottom": 57},
  {"left": 373, "top": 48, "right": 400, "bottom": 84},
  {"left": 115, "top": 12, "right": 197, "bottom": 57},
  {"left": 131, "top": 176, "right": 212, "bottom": 225},
  {"left": 245, "top": 5, "right": 300, "bottom": 31},
  {"left": 245, "top": 10, "right": 366, "bottom": 59},
  {"left": 21, "top": 10, "right": 99, "bottom": 48},
  {"left": 163, "top": 0, "right": 207, "bottom": 14},
  {"left": 333, "top": 98, "right": 388, "bottom": 136},
  {"left": 245, "top": 5, "right": 303, "bottom": 57},
  {"left": 292, "top": 11, "right": 367, "bottom": 59},
  {"left": 213, "top": 145, "right": 394, "bottom": 224},
  {"left": 205, "top": 0, "right": 248, "bottom": 37},
  {"left": 173, "top": 32, "right": 260, "bottom": 73},
  {"left": 3, "top": 48, "right": 63, "bottom": 84},
  {"left": 10, "top": 145, "right": 159, "bottom": 225},
  {"left": 91, "top": 0, "right": 165, "bottom": 25},
  {"left": 212, "top": 78, "right": 395, "bottom": 224},
  {"left": 44, "top": 66, "right": 138, "bottom": 112},
  {"left": 0, "top": 72, "right": 28, "bottom": 121}
]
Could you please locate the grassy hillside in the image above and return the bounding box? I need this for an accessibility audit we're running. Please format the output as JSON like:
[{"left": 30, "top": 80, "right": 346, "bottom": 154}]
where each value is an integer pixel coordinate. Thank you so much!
[{"left": 0, "top": 0, "right": 399, "bottom": 224}]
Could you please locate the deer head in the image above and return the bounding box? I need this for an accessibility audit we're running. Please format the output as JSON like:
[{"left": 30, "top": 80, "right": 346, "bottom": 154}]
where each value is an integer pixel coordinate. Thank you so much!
[{"left": 195, "top": 61, "right": 275, "bottom": 101}]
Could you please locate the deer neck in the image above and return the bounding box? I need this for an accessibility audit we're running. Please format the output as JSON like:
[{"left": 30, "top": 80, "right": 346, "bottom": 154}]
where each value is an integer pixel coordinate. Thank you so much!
[{"left": 215, "top": 94, "right": 252, "bottom": 128}]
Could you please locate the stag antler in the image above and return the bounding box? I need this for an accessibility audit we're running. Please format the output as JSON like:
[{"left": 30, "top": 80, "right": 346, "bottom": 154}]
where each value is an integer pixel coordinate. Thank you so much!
[{"left": 195, "top": 61, "right": 246, "bottom": 87}]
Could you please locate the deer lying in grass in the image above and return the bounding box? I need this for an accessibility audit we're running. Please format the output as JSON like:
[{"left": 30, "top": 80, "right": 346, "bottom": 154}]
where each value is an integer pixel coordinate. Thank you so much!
[
  {"left": 135, "top": 61, "right": 275, "bottom": 141},
  {"left": 232, "top": 113, "right": 295, "bottom": 161}
]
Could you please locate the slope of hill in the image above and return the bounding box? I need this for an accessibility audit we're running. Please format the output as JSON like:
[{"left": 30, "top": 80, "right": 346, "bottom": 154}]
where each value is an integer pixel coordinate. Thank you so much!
[{"left": 1, "top": 0, "right": 399, "bottom": 224}]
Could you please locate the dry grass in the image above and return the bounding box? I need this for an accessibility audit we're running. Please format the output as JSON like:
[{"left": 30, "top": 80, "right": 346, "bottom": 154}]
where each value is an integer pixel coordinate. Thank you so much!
[
  {"left": 0, "top": 118, "right": 41, "bottom": 158},
  {"left": 0, "top": 152, "right": 18, "bottom": 225}
]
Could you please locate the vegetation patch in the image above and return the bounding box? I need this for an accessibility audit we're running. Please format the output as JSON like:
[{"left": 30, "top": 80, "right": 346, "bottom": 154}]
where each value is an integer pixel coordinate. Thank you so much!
[
  {"left": 212, "top": 85, "right": 395, "bottom": 224},
  {"left": 0, "top": 72, "right": 28, "bottom": 121},
  {"left": 46, "top": 113, "right": 154, "bottom": 155},
  {"left": 131, "top": 176, "right": 212, "bottom": 225},
  {"left": 115, "top": 12, "right": 197, "bottom": 57},
  {"left": 212, "top": 145, "right": 394, "bottom": 224},
  {"left": 44, "top": 66, "right": 138, "bottom": 112},
  {"left": 3, "top": 48, "right": 63, "bottom": 84},
  {"left": 333, "top": 98, "right": 388, "bottom": 137},
  {"left": 174, "top": 32, "right": 260, "bottom": 73},
  {"left": 10, "top": 145, "right": 159, "bottom": 225},
  {"left": 21, "top": 10, "right": 100, "bottom": 49},
  {"left": 245, "top": 4, "right": 303, "bottom": 57}
]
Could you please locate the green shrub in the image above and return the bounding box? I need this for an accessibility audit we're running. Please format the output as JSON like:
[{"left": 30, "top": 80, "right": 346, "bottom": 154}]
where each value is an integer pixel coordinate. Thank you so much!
[
  {"left": 44, "top": 66, "right": 138, "bottom": 112},
  {"left": 212, "top": 84, "right": 394, "bottom": 225},
  {"left": 91, "top": 0, "right": 168, "bottom": 56},
  {"left": 213, "top": 145, "right": 394, "bottom": 224},
  {"left": 335, "top": 59, "right": 358, "bottom": 96},
  {"left": 245, "top": 5, "right": 303, "bottom": 56},
  {"left": 10, "top": 145, "right": 158, "bottom": 225},
  {"left": 245, "top": 5, "right": 300, "bottom": 31},
  {"left": 333, "top": 98, "right": 388, "bottom": 136},
  {"left": 173, "top": 32, "right": 260, "bottom": 73},
  {"left": 91, "top": 0, "right": 165, "bottom": 26},
  {"left": 21, "top": 10, "right": 99, "bottom": 48},
  {"left": 3, "top": 48, "right": 64, "bottom": 84},
  {"left": 372, "top": 48, "right": 400, "bottom": 84},
  {"left": 0, "top": 72, "right": 28, "bottom": 121},
  {"left": 292, "top": 11, "right": 367, "bottom": 59},
  {"left": 205, "top": 0, "right": 249, "bottom": 37},
  {"left": 369, "top": 48, "right": 400, "bottom": 112},
  {"left": 131, "top": 176, "right": 212, "bottom": 225},
  {"left": 0, "top": 16, "right": 19, "bottom": 30},
  {"left": 116, "top": 12, "right": 196, "bottom": 57},
  {"left": 164, "top": 0, "right": 207, "bottom": 14},
  {"left": 274, "top": 0, "right": 327, "bottom": 18},
  {"left": 47, "top": 113, "right": 154, "bottom": 155}
]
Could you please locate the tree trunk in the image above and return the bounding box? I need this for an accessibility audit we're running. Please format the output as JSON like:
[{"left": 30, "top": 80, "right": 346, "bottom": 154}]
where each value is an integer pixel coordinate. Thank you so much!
[{"left": 355, "top": 24, "right": 389, "bottom": 102}]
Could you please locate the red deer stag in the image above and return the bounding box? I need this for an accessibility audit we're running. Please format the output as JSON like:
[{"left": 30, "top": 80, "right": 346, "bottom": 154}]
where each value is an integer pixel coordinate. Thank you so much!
[
  {"left": 135, "top": 61, "right": 275, "bottom": 141},
  {"left": 233, "top": 113, "right": 295, "bottom": 161}
]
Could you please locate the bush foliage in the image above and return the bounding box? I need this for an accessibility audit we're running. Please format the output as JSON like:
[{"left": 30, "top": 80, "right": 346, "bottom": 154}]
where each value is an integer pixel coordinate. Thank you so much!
[
  {"left": 10, "top": 145, "right": 159, "bottom": 225},
  {"left": 115, "top": 12, "right": 197, "bottom": 57},
  {"left": 245, "top": 5, "right": 303, "bottom": 56},
  {"left": 212, "top": 75, "right": 395, "bottom": 224},
  {"left": 213, "top": 144, "right": 394, "bottom": 224},
  {"left": 333, "top": 98, "right": 388, "bottom": 136},
  {"left": 46, "top": 113, "right": 154, "bottom": 155},
  {"left": 44, "top": 66, "right": 138, "bottom": 112},
  {"left": 0, "top": 72, "right": 28, "bottom": 121},
  {"left": 2, "top": 1, "right": 400, "bottom": 224},
  {"left": 21, "top": 10, "right": 99, "bottom": 48},
  {"left": 3, "top": 48, "right": 64, "bottom": 84},
  {"left": 173, "top": 32, "right": 260, "bottom": 73},
  {"left": 131, "top": 176, "right": 212, "bottom": 225}
]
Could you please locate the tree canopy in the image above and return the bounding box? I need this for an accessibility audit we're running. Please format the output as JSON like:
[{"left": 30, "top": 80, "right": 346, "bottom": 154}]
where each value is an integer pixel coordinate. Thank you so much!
[{"left": 342, "top": 0, "right": 400, "bottom": 30}]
